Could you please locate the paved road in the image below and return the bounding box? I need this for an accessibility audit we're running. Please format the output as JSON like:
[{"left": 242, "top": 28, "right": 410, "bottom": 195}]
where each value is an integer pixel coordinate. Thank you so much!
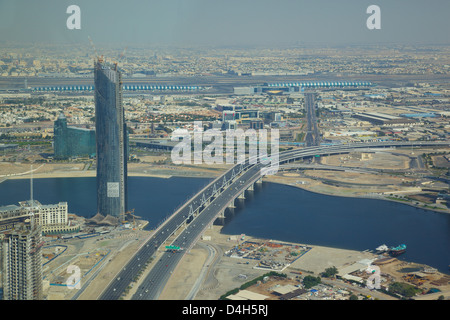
[
  {"left": 184, "top": 242, "right": 218, "bottom": 300},
  {"left": 304, "top": 92, "right": 320, "bottom": 147}
]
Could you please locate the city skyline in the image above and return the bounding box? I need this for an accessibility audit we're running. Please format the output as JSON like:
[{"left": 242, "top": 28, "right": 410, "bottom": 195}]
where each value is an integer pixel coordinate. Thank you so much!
[
  {"left": 0, "top": 1, "right": 449, "bottom": 47},
  {"left": 0, "top": 0, "right": 449, "bottom": 303}
]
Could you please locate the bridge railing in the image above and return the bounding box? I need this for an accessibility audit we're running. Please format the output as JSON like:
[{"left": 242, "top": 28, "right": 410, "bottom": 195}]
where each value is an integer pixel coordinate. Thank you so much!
[{"left": 184, "top": 165, "right": 266, "bottom": 254}]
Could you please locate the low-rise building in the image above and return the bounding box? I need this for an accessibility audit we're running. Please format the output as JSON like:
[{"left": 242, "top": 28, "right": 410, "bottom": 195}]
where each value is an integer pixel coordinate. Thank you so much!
[{"left": 0, "top": 200, "right": 80, "bottom": 235}]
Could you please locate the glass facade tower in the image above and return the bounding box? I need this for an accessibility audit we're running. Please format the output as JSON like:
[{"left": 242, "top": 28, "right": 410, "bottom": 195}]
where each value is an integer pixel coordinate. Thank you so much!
[
  {"left": 94, "top": 58, "right": 128, "bottom": 219},
  {"left": 54, "top": 113, "right": 96, "bottom": 159}
]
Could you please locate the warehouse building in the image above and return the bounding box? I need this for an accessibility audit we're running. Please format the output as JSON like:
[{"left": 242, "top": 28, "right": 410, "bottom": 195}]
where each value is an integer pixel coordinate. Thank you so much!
[{"left": 352, "top": 112, "right": 417, "bottom": 126}]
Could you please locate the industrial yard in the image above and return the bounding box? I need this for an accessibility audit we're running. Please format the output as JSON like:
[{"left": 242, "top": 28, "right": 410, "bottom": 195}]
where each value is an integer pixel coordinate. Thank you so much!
[{"left": 225, "top": 238, "right": 311, "bottom": 271}]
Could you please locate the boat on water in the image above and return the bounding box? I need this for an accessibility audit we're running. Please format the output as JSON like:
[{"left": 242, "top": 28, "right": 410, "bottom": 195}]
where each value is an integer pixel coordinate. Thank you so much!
[
  {"left": 389, "top": 244, "right": 407, "bottom": 256},
  {"left": 375, "top": 244, "right": 389, "bottom": 253}
]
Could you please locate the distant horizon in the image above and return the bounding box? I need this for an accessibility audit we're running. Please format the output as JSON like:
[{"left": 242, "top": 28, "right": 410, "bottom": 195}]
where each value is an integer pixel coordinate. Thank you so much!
[
  {"left": 1, "top": 40, "right": 449, "bottom": 50},
  {"left": 1, "top": 0, "right": 449, "bottom": 47}
]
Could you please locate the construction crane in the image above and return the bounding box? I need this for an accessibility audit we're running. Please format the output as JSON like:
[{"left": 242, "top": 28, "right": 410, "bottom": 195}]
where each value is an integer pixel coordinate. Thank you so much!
[
  {"left": 121, "top": 209, "right": 137, "bottom": 228},
  {"left": 110, "top": 46, "right": 128, "bottom": 74},
  {"left": 88, "top": 35, "right": 104, "bottom": 63},
  {"left": 88, "top": 36, "right": 98, "bottom": 59},
  {"left": 118, "top": 46, "right": 127, "bottom": 62}
]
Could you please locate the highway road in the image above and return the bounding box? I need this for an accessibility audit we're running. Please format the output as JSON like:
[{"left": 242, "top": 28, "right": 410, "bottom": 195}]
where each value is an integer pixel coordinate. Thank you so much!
[
  {"left": 99, "top": 160, "right": 250, "bottom": 300},
  {"left": 304, "top": 92, "right": 321, "bottom": 147},
  {"left": 132, "top": 163, "right": 264, "bottom": 300},
  {"left": 99, "top": 140, "right": 449, "bottom": 300}
]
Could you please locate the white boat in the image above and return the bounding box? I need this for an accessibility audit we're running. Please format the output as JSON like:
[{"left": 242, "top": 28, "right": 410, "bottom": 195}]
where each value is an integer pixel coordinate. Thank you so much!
[
  {"left": 423, "top": 267, "right": 437, "bottom": 274},
  {"left": 376, "top": 244, "right": 389, "bottom": 253}
]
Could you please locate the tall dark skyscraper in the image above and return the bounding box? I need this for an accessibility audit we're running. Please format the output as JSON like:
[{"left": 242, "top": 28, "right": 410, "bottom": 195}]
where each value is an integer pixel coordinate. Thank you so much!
[{"left": 94, "top": 57, "right": 127, "bottom": 219}]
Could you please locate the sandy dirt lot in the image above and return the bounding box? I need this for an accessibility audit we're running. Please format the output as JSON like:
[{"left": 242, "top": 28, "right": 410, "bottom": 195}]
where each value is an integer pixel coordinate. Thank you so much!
[
  {"left": 302, "top": 169, "right": 415, "bottom": 186},
  {"left": 320, "top": 151, "right": 409, "bottom": 170},
  {"left": 45, "top": 228, "right": 149, "bottom": 300},
  {"left": 0, "top": 162, "right": 227, "bottom": 180},
  {"left": 264, "top": 174, "right": 415, "bottom": 198},
  {"left": 0, "top": 162, "right": 87, "bottom": 178}
]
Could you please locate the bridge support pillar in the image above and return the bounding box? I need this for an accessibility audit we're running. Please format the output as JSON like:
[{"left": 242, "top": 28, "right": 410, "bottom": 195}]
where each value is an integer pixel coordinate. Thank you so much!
[
  {"left": 214, "top": 209, "right": 227, "bottom": 226},
  {"left": 247, "top": 183, "right": 254, "bottom": 191},
  {"left": 238, "top": 191, "right": 246, "bottom": 200},
  {"left": 256, "top": 177, "right": 263, "bottom": 184}
]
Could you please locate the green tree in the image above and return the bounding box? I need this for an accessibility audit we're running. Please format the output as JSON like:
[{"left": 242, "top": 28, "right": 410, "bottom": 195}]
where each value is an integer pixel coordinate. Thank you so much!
[
  {"left": 321, "top": 266, "right": 338, "bottom": 278},
  {"left": 389, "top": 282, "right": 420, "bottom": 298},
  {"left": 303, "top": 275, "right": 321, "bottom": 289}
]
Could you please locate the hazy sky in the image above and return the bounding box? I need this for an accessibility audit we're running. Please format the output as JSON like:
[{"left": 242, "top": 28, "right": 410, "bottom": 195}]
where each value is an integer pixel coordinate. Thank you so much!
[{"left": 1, "top": 0, "right": 449, "bottom": 47}]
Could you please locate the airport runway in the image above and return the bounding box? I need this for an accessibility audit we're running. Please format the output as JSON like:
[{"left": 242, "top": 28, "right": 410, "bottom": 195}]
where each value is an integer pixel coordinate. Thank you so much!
[{"left": 2, "top": 74, "right": 450, "bottom": 93}]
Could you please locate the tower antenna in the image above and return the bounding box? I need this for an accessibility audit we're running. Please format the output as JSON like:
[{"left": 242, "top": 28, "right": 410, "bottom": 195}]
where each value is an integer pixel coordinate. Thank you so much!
[
  {"left": 30, "top": 164, "right": 33, "bottom": 203},
  {"left": 88, "top": 36, "right": 102, "bottom": 62},
  {"left": 118, "top": 47, "right": 127, "bottom": 63},
  {"left": 30, "top": 164, "right": 35, "bottom": 227}
]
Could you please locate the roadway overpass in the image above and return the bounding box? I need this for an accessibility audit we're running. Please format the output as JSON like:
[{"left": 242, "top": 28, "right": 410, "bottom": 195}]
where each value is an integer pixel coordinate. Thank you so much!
[{"left": 98, "top": 140, "right": 449, "bottom": 300}]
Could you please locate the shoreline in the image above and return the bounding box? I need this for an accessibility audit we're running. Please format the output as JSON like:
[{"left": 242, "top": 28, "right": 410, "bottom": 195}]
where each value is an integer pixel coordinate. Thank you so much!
[
  {"left": 217, "top": 225, "right": 449, "bottom": 277},
  {"left": 264, "top": 177, "right": 450, "bottom": 215},
  {"left": 2, "top": 167, "right": 448, "bottom": 215},
  {"left": 0, "top": 170, "right": 217, "bottom": 181}
]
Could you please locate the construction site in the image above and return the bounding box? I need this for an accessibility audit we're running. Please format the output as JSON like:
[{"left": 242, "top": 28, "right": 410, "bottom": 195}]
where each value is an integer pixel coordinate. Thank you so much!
[
  {"left": 377, "top": 259, "right": 450, "bottom": 292},
  {"left": 39, "top": 213, "right": 150, "bottom": 300},
  {"left": 46, "top": 249, "right": 110, "bottom": 287},
  {"left": 225, "top": 238, "right": 312, "bottom": 271}
]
